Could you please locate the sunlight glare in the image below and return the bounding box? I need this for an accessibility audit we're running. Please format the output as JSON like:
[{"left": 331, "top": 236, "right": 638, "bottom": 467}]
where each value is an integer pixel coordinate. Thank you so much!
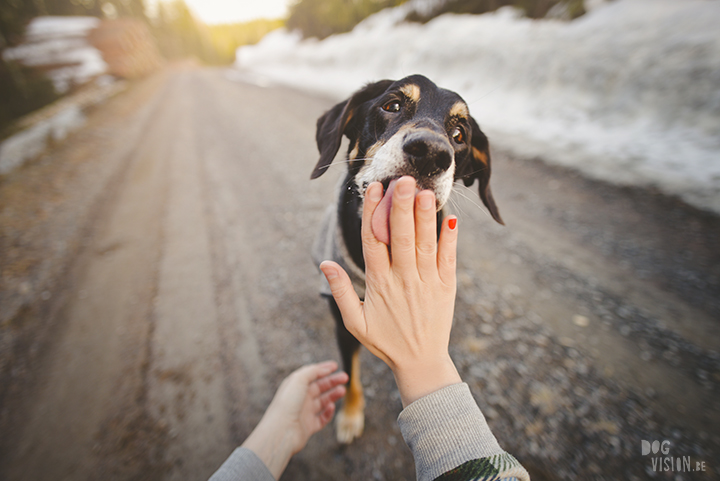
[{"left": 175, "top": 0, "right": 289, "bottom": 24}]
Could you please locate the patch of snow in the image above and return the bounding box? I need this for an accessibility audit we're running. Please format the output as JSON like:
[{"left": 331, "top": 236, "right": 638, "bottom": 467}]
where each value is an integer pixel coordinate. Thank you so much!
[
  {"left": 0, "top": 107, "right": 85, "bottom": 174},
  {"left": 3, "top": 16, "right": 107, "bottom": 93},
  {"left": 25, "top": 16, "right": 100, "bottom": 38},
  {"left": 235, "top": 0, "right": 720, "bottom": 214},
  {"left": 0, "top": 79, "right": 126, "bottom": 175}
]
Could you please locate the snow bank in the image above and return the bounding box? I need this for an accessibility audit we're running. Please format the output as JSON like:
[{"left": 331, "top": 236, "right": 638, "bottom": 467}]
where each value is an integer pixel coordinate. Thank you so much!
[
  {"left": 0, "top": 107, "right": 85, "bottom": 175},
  {"left": 0, "top": 79, "right": 126, "bottom": 175},
  {"left": 235, "top": 0, "right": 720, "bottom": 214},
  {"left": 3, "top": 16, "right": 107, "bottom": 93}
]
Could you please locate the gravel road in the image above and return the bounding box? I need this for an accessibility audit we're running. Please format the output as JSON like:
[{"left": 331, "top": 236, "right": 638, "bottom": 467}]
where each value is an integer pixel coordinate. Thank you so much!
[{"left": 0, "top": 64, "right": 718, "bottom": 480}]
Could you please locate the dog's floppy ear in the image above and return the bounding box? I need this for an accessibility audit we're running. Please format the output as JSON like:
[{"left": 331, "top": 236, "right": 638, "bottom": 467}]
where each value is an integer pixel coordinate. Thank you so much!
[
  {"left": 311, "top": 80, "right": 394, "bottom": 179},
  {"left": 458, "top": 117, "right": 504, "bottom": 225}
]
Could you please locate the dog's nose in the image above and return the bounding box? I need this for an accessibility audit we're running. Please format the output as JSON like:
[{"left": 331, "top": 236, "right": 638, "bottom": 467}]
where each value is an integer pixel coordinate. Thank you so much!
[{"left": 403, "top": 132, "right": 453, "bottom": 176}]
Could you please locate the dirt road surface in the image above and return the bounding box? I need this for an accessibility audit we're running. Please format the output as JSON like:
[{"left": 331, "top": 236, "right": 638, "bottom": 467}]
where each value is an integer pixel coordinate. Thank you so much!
[{"left": 1, "top": 64, "right": 718, "bottom": 480}]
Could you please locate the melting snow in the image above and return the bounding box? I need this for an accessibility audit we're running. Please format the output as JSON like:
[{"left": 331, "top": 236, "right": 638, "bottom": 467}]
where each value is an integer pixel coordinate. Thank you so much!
[
  {"left": 3, "top": 16, "right": 107, "bottom": 94},
  {"left": 235, "top": 0, "right": 720, "bottom": 213}
]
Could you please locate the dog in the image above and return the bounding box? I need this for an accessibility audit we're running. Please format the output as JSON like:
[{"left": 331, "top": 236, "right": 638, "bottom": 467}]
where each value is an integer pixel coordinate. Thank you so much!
[{"left": 311, "top": 74, "right": 503, "bottom": 443}]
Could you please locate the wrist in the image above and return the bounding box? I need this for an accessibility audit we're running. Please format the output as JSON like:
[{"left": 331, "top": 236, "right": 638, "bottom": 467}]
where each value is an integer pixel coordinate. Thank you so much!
[
  {"left": 241, "top": 416, "right": 296, "bottom": 479},
  {"left": 392, "top": 353, "right": 462, "bottom": 407}
]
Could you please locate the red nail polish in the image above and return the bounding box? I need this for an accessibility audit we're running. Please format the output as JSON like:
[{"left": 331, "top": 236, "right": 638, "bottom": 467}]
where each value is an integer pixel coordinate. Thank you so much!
[{"left": 448, "top": 218, "right": 457, "bottom": 230}]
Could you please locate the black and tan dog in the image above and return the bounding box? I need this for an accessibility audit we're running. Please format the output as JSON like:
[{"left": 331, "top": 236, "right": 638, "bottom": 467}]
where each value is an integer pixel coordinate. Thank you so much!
[{"left": 311, "top": 74, "right": 503, "bottom": 443}]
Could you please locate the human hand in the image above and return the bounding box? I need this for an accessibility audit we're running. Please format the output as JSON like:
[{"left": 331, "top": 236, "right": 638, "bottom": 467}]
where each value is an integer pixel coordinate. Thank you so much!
[
  {"left": 242, "top": 361, "right": 347, "bottom": 479},
  {"left": 320, "top": 176, "right": 462, "bottom": 407}
]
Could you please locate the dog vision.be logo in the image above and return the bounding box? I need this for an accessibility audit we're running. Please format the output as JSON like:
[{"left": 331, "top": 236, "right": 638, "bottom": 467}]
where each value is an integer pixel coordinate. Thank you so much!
[{"left": 641, "top": 440, "right": 707, "bottom": 474}]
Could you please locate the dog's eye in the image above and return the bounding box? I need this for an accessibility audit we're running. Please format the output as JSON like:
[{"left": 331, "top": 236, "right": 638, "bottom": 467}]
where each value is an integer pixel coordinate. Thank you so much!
[
  {"left": 452, "top": 126, "right": 465, "bottom": 144},
  {"left": 382, "top": 100, "right": 401, "bottom": 113}
]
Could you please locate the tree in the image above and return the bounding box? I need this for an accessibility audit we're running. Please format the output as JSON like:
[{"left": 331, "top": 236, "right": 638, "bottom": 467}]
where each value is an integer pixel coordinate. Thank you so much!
[
  {"left": 151, "top": 0, "right": 217, "bottom": 63},
  {"left": 287, "top": 0, "right": 407, "bottom": 39},
  {"left": 0, "top": 0, "right": 149, "bottom": 133},
  {"left": 405, "top": 0, "right": 586, "bottom": 23}
]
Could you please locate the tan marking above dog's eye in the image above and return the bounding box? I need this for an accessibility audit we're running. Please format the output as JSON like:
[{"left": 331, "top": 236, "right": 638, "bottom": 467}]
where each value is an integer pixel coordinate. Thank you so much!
[
  {"left": 452, "top": 126, "right": 465, "bottom": 144},
  {"left": 449, "top": 101, "right": 469, "bottom": 118},
  {"left": 399, "top": 84, "right": 420, "bottom": 102},
  {"left": 382, "top": 100, "right": 401, "bottom": 113}
]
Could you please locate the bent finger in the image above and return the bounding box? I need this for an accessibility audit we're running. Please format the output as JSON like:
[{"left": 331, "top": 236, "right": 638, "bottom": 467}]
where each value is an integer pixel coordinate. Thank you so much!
[
  {"left": 317, "top": 402, "right": 337, "bottom": 427},
  {"left": 318, "top": 384, "right": 347, "bottom": 411},
  {"left": 293, "top": 360, "right": 339, "bottom": 386},
  {"left": 361, "top": 182, "right": 390, "bottom": 273},
  {"left": 313, "top": 371, "right": 349, "bottom": 396}
]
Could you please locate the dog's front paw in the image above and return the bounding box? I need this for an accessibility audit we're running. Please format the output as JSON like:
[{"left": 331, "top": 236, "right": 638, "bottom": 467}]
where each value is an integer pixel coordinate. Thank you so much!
[{"left": 335, "top": 406, "right": 365, "bottom": 444}]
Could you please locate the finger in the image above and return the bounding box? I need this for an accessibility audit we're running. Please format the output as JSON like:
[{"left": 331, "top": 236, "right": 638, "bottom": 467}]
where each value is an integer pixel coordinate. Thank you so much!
[
  {"left": 319, "top": 261, "right": 365, "bottom": 337},
  {"left": 414, "top": 190, "right": 438, "bottom": 282},
  {"left": 309, "top": 383, "right": 345, "bottom": 426},
  {"left": 313, "top": 386, "right": 344, "bottom": 429},
  {"left": 437, "top": 216, "right": 459, "bottom": 287},
  {"left": 317, "top": 401, "right": 336, "bottom": 427},
  {"left": 313, "top": 371, "right": 349, "bottom": 395},
  {"left": 389, "top": 176, "right": 418, "bottom": 274},
  {"left": 361, "top": 182, "right": 390, "bottom": 272},
  {"left": 292, "top": 360, "right": 338, "bottom": 386},
  {"left": 311, "top": 360, "right": 340, "bottom": 380},
  {"left": 318, "top": 384, "right": 346, "bottom": 409}
]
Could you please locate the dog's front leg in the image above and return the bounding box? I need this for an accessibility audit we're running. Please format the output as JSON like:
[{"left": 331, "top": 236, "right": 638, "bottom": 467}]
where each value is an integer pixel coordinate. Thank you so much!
[{"left": 329, "top": 297, "right": 365, "bottom": 443}]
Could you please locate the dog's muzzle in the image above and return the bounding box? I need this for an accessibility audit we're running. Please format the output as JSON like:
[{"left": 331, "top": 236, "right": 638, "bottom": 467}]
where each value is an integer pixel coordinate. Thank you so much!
[{"left": 402, "top": 129, "right": 453, "bottom": 178}]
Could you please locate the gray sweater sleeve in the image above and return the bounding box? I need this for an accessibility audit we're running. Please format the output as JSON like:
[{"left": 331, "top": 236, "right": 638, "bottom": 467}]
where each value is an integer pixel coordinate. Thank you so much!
[
  {"left": 397, "top": 383, "right": 530, "bottom": 481},
  {"left": 208, "top": 447, "right": 276, "bottom": 481},
  {"left": 209, "top": 385, "right": 528, "bottom": 481}
]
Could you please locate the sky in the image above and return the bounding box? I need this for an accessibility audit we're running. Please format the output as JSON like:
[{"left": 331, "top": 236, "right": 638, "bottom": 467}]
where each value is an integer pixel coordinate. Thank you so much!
[{"left": 180, "top": 0, "right": 289, "bottom": 24}]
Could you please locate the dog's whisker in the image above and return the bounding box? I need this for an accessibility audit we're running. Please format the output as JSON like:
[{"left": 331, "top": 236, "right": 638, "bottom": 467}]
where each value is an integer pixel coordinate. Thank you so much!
[
  {"left": 455, "top": 190, "right": 482, "bottom": 218},
  {"left": 451, "top": 183, "right": 486, "bottom": 212},
  {"left": 466, "top": 86, "right": 500, "bottom": 107},
  {"left": 446, "top": 194, "right": 462, "bottom": 218},
  {"left": 451, "top": 183, "right": 481, "bottom": 207},
  {"left": 325, "top": 157, "right": 374, "bottom": 168},
  {"left": 457, "top": 198, "right": 472, "bottom": 220},
  {"left": 452, "top": 198, "right": 472, "bottom": 222},
  {"left": 461, "top": 165, "right": 490, "bottom": 178},
  {"left": 448, "top": 183, "right": 472, "bottom": 215},
  {"left": 452, "top": 184, "right": 493, "bottom": 220}
]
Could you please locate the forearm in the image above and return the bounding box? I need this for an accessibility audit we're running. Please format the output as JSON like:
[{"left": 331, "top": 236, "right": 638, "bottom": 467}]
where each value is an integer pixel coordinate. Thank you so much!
[{"left": 240, "top": 417, "right": 296, "bottom": 480}]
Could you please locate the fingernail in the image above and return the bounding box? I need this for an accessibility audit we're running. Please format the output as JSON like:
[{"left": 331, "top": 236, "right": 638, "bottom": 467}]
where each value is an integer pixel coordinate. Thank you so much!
[
  {"left": 368, "top": 183, "right": 382, "bottom": 202},
  {"left": 448, "top": 218, "right": 457, "bottom": 230},
  {"left": 397, "top": 178, "right": 414, "bottom": 199},
  {"left": 418, "top": 192, "right": 432, "bottom": 210}
]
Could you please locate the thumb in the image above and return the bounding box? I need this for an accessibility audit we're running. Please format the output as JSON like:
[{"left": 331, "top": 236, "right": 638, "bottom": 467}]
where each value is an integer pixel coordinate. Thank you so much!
[{"left": 319, "top": 261, "right": 363, "bottom": 332}]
